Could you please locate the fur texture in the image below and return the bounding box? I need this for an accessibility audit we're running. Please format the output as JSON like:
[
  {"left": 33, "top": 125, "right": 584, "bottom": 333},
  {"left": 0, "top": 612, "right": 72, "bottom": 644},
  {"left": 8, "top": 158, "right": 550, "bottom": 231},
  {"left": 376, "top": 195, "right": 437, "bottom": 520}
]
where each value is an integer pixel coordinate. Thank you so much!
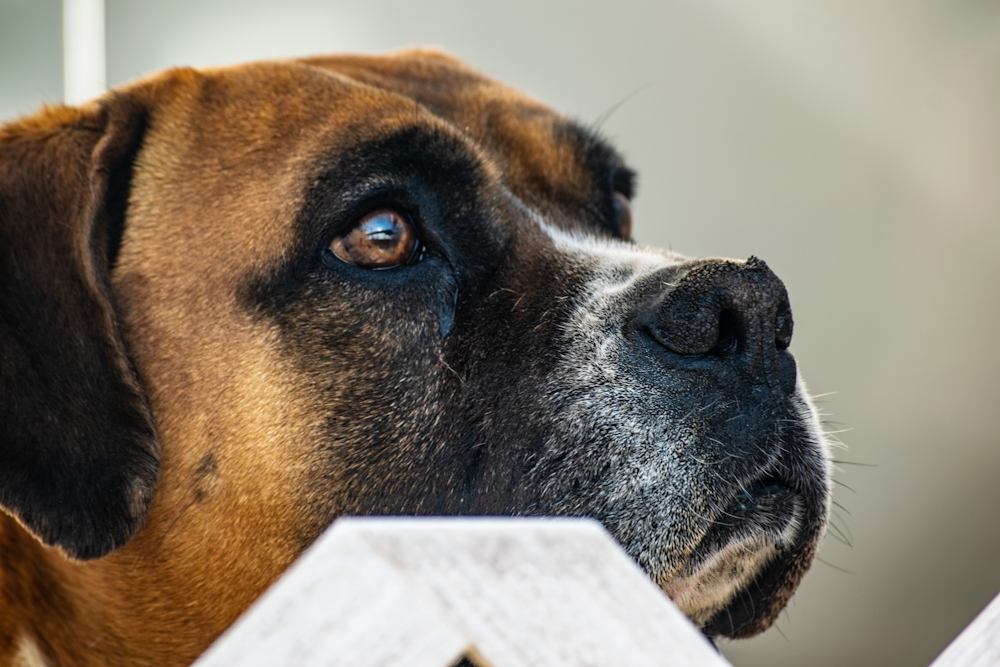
[{"left": 0, "top": 50, "right": 829, "bottom": 665}]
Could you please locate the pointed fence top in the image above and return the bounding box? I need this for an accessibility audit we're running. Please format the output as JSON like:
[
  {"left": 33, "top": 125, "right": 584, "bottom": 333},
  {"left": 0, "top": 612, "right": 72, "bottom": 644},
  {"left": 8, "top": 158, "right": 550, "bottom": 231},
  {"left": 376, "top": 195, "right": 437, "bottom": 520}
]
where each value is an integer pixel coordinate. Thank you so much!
[{"left": 193, "top": 517, "right": 731, "bottom": 667}]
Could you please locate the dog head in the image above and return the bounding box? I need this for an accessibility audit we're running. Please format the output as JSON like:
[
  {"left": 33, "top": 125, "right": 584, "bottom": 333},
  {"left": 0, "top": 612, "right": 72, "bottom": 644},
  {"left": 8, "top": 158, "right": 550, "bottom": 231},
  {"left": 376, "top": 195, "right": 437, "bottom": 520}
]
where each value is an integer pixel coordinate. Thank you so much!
[{"left": 0, "top": 49, "right": 829, "bottom": 651}]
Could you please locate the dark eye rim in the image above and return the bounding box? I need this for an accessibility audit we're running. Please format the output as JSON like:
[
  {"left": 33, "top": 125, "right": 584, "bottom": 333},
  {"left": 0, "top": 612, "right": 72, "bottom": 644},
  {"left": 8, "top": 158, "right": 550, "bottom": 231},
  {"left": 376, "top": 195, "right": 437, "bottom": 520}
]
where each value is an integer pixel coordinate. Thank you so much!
[{"left": 322, "top": 203, "right": 427, "bottom": 271}]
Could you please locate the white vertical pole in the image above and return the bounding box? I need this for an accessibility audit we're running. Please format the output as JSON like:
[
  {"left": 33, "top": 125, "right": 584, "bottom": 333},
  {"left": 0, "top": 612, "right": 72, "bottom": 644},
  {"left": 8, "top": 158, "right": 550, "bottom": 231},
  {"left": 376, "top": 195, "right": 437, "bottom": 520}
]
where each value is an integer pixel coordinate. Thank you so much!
[{"left": 63, "top": 0, "right": 106, "bottom": 105}]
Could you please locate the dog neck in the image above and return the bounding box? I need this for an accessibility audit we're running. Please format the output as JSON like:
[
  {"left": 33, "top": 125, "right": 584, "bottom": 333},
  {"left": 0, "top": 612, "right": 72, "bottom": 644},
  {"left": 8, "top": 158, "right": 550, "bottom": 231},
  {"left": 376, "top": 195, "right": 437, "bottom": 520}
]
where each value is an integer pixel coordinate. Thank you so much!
[
  {"left": 0, "top": 513, "right": 125, "bottom": 666},
  {"left": 0, "top": 512, "right": 215, "bottom": 667}
]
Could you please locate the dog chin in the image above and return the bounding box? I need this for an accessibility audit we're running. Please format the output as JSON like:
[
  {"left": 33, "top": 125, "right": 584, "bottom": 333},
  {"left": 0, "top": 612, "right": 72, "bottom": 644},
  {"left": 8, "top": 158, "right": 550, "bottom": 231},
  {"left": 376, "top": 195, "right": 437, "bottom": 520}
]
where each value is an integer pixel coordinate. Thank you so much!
[{"left": 659, "top": 491, "right": 804, "bottom": 627}]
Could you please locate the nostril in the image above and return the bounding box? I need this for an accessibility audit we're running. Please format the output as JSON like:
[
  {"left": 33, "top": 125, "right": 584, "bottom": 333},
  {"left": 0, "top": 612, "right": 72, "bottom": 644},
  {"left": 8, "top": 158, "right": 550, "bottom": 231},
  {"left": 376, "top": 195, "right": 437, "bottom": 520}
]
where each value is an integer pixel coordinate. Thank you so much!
[
  {"left": 636, "top": 258, "right": 794, "bottom": 365},
  {"left": 711, "top": 309, "right": 741, "bottom": 356}
]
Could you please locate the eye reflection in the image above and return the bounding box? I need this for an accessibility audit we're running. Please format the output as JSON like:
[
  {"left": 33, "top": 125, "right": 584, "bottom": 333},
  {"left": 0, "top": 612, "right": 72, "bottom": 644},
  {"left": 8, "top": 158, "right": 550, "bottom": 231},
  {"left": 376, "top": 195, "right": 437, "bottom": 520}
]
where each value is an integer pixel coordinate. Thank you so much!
[{"left": 330, "top": 209, "right": 419, "bottom": 269}]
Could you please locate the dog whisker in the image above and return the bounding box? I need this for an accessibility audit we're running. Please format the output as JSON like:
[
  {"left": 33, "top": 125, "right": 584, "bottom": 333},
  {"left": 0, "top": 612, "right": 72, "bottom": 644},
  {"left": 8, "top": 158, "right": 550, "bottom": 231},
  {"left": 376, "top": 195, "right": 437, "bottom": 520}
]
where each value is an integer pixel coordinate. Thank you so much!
[{"left": 815, "top": 557, "right": 857, "bottom": 575}]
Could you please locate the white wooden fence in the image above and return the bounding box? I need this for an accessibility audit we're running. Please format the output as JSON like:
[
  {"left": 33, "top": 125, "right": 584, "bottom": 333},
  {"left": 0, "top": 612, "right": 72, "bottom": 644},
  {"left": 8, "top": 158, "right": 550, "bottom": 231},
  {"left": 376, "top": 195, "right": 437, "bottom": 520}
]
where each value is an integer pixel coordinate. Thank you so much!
[
  {"left": 192, "top": 518, "right": 729, "bottom": 667},
  {"left": 191, "top": 517, "right": 1000, "bottom": 667}
]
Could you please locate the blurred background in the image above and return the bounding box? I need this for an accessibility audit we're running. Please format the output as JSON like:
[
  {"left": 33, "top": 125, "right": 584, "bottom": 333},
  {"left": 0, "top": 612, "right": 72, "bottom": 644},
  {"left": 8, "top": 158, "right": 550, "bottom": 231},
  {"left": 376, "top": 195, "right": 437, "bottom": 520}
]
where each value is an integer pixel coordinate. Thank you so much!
[{"left": 3, "top": 1, "right": 999, "bottom": 665}]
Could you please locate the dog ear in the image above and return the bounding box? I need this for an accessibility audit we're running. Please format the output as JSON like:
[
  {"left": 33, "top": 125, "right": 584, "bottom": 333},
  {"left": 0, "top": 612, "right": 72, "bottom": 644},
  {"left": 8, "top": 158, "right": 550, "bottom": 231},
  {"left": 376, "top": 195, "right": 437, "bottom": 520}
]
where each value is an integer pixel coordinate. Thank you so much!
[{"left": 0, "top": 94, "right": 160, "bottom": 560}]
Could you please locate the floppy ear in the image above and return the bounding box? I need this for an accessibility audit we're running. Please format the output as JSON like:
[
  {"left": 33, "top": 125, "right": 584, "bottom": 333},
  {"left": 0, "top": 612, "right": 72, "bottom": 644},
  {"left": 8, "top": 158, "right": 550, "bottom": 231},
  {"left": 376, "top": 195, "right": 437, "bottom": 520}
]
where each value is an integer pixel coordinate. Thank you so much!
[{"left": 0, "top": 94, "right": 160, "bottom": 560}]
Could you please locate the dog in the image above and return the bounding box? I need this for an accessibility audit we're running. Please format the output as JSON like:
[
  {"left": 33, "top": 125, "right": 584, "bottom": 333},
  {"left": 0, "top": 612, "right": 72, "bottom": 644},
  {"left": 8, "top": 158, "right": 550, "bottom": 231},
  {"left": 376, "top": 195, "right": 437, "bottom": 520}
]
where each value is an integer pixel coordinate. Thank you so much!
[{"left": 0, "top": 49, "right": 830, "bottom": 666}]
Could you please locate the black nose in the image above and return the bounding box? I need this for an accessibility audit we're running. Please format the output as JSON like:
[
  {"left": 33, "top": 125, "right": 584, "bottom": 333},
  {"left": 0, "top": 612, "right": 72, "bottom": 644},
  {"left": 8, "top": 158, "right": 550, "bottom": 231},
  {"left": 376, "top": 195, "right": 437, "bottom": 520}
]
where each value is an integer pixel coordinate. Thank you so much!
[{"left": 634, "top": 256, "right": 795, "bottom": 388}]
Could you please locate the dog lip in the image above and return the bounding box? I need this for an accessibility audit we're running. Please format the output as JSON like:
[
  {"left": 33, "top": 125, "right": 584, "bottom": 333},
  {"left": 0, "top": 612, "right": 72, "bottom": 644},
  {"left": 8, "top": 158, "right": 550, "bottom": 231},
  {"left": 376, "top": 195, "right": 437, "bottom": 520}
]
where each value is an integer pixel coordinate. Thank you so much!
[
  {"left": 657, "top": 465, "right": 803, "bottom": 633},
  {"left": 717, "top": 469, "right": 799, "bottom": 539},
  {"left": 683, "top": 467, "right": 801, "bottom": 572},
  {"left": 731, "top": 470, "right": 793, "bottom": 512}
]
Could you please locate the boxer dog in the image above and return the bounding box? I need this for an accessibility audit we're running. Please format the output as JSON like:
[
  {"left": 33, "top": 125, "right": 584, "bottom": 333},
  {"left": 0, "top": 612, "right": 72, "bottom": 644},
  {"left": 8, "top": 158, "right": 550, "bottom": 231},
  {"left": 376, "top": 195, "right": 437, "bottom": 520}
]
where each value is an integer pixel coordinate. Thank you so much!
[{"left": 0, "top": 49, "right": 830, "bottom": 666}]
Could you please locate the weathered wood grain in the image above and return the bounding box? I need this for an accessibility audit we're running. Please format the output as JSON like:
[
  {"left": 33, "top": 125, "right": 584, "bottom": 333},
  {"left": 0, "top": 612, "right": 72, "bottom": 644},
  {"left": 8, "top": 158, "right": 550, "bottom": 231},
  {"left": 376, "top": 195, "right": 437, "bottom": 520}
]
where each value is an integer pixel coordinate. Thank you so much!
[{"left": 192, "top": 517, "right": 731, "bottom": 667}]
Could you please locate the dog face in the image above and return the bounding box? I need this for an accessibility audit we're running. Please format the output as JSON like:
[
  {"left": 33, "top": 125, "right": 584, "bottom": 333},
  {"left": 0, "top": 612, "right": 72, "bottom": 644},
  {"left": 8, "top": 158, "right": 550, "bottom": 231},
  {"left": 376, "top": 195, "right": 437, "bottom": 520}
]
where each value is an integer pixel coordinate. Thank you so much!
[{"left": 0, "top": 50, "right": 829, "bottom": 661}]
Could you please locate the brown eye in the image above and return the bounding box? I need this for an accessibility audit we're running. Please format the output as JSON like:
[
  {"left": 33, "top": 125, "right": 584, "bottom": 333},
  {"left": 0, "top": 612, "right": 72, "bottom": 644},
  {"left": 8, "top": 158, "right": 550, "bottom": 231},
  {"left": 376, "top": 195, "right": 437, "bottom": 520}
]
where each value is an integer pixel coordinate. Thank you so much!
[
  {"left": 330, "top": 209, "right": 419, "bottom": 269},
  {"left": 612, "top": 191, "right": 633, "bottom": 240}
]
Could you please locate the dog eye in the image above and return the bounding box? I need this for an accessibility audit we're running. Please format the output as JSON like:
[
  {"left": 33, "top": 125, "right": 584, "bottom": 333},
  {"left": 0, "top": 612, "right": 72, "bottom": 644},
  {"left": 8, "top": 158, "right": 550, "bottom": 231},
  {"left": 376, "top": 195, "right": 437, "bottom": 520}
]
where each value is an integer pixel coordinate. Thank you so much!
[
  {"left": 330, "top": 209, "right": 420, "bottom": 269},
  {"left": 612, "top": 191, "right": 633, "bottom": 239}
]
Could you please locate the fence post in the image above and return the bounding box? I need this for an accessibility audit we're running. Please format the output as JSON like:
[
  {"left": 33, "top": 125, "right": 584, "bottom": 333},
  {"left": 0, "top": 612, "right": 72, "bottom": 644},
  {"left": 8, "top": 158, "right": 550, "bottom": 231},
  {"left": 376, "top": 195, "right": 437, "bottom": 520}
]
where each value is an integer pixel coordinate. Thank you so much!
[
  {"left": 192, "top": 517, "right": 731, "bottom": 667},
  {"left": 63, "top": 0, "right": 105, "bottom": 105}
]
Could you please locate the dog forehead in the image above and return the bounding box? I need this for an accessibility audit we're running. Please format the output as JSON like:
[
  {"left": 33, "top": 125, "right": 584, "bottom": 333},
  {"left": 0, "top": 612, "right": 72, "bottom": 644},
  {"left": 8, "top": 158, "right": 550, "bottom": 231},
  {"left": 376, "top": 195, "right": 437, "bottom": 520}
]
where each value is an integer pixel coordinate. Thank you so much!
[
  {"left": 300, "top": 52, "right": 588, "bottom": 174},
  {"left": 120, "top": 53, "right": 595, "bottom": 277}
]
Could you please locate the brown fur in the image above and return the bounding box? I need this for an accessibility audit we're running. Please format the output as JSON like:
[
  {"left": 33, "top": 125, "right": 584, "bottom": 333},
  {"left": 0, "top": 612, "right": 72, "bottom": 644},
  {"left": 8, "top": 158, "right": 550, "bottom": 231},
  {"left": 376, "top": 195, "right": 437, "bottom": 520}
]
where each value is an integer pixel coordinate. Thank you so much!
[
  {"left": 0, "top": 49, "right": 830, "bottom": 665},
  {"left": 0, "top": 50, "right": 615, "bottom": 666}
]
